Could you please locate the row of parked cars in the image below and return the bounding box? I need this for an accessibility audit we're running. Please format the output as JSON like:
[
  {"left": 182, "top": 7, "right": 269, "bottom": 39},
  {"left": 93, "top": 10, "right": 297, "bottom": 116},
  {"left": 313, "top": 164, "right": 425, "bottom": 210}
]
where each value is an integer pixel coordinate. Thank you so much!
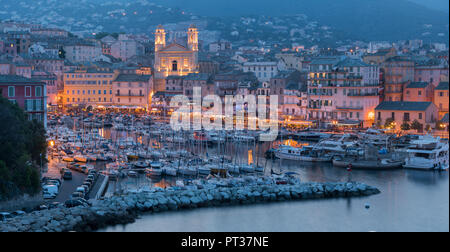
[
  {"left": 67, "top": 163, "right": 94, "bottom": 175},
  {"left": 42, "top": 177, "right": 62, "bottom": 200},
  {"left": 1, "top": 203, "right": 65, "bottom": 222},
  {"left": 0, "top": 210, "right": 26, "bottom": 222},
  {"left": 64, "top": 169, "right": 98, "bottom": 208}
]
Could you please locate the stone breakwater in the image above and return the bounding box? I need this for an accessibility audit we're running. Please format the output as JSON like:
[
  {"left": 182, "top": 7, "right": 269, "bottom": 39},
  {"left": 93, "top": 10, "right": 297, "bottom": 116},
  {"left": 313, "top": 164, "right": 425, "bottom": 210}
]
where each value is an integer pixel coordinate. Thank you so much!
[{"left": 0, "top": 181, "right": 380, "bottom": 232}]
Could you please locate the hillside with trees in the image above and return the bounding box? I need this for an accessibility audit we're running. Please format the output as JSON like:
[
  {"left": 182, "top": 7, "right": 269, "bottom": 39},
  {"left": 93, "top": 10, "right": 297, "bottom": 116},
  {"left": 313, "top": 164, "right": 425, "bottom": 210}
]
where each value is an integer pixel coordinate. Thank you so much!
[{"left": 0, "top": 97, "right": 46, "bottom": 201}]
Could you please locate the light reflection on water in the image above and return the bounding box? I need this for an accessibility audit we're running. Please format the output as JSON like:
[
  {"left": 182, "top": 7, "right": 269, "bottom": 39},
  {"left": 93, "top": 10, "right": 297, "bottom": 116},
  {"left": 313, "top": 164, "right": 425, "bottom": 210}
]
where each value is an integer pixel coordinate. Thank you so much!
[
  {"left": 101, "top": 165, "right": 448, "bottom": 232},
  {"left": 51, "top": 126, "right": 448, "bottom": 231}
]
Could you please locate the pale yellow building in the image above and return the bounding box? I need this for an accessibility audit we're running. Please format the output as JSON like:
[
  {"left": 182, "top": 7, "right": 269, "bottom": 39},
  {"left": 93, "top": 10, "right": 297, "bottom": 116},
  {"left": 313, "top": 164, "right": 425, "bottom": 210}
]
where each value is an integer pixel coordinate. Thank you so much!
[
  {"left": 63, "top": 68, "right": 117, "bottom": 107},
  {"left": 153, "top": 24, "right": 199, "bottom": 92}
]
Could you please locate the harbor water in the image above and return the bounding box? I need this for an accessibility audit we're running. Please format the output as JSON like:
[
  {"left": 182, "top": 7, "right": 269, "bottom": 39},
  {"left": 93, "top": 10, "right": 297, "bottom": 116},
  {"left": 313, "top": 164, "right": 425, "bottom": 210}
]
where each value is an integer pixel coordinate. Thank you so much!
[
  {"left": 101, "top": 160, "right": 449, "bottom": 232},
  {"left": 47, "top": 122, "right": 448, "bottom": 232}
]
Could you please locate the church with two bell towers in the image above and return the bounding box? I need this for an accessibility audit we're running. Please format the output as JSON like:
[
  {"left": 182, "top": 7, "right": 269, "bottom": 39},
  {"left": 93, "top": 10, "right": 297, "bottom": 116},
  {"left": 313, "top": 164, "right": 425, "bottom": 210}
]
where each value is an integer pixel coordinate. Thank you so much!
[{"left": 153, "top": 24, "right": 199, "bottom": 92}]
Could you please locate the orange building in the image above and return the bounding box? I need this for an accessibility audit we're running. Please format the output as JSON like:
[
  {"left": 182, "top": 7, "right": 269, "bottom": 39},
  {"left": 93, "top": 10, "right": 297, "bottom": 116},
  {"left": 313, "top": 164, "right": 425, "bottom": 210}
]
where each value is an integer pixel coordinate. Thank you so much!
[
  {"left": 375, "top": 101, "right": 438, "bottom": 131},
  {"left": 403, "top": 82, "right": 434, "bottom": 102},
  {"left": 383, "top": 56, "right": 415, "bottom": 102},
  {"left": 434, "top": 82, "right": 449, "bottom": 120}
]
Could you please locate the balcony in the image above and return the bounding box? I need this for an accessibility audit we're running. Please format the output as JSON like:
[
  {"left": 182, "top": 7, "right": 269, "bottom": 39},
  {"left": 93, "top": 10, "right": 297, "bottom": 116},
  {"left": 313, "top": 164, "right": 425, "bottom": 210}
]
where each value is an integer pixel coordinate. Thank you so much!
[
  {"left": 347, "top": 92, "right": 379, "bottom": 97},
  {"left": 115, "top": 93, "right": 145, "bottom": 97},
  {"left": 335, "top": 106, "right": 363, "bottom": 110},
  {"left": 384, "top": 90, "right": 403, "bottom": 94}
]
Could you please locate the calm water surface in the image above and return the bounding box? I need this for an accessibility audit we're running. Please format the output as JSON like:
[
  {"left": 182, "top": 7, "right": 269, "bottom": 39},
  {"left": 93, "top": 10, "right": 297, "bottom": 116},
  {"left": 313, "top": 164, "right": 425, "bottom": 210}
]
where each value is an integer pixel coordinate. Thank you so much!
[
  {"left": 101, "top": 161, "right": 449, "bottom": 232},
  {"left": 57, "top": 125, "right": 448, "bottom": 232}
]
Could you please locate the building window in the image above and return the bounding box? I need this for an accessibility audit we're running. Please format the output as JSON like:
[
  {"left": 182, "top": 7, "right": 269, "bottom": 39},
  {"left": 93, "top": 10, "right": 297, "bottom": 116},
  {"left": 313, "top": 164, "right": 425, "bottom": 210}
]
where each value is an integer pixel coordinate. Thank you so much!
[
  {"left": 172, "top": 60, "right": 178, "bottom": 71},
  {"left": 35, "top": 86, "right": 42, "bottom": 97},
  {"left": 25, "top": 86, "right": 31, "bottom": 97},
  {"left": 404, "top": 113, "right": 410, "bottom": 121},
  {"left": 419, "top": 113, "right": 422, "bottom": 120},
  {"left": 8, "top": 86, "right": 15, "bottom": 97},
  {"left": 418, "top": 90, "right": 422, "bottom": 96}
]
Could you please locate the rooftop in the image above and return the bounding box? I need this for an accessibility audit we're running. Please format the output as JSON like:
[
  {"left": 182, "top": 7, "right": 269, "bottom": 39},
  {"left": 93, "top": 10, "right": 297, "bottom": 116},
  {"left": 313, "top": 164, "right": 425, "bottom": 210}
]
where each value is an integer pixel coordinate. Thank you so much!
[
  {"left": 113, "top": 74, "right": 151, "bottom": 82},
  {"left": 335, "top": 58, "right": 370, "bottom": 68},
  {"left": 435, "top": 82, "right": 449, "bottom": 91},
  {"left": 183, "top": 73, "right": 210, "bottom": 81},
  {"left": 375, "top": 101, "right": 433, "bottom": 111},
  {"left": 406, "top": 82, "right": 430, "bottom": 89},
  {"left": 0, "top": 75, "right": 45, "bottom": 85},
  {"left": 442, "top": 113, "right": 449, "bottom": 123}
]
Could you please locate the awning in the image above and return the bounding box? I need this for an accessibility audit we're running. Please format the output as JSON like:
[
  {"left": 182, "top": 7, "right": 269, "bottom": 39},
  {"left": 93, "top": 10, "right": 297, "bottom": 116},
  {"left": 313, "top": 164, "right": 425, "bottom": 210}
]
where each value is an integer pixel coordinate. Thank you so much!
[{"left": 336, "top": 120, "right": 361, "bottom": 126}]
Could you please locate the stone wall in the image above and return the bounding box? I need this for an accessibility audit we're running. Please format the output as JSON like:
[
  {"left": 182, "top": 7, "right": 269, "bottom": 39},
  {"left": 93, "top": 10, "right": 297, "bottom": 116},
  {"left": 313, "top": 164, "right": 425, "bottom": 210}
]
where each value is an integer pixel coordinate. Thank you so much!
[
  {"left": 0, "top": 194, "right": 43, "bottom": 212},
  {"left": 0, "top": 181, "right": 380, "bottom": 232}
]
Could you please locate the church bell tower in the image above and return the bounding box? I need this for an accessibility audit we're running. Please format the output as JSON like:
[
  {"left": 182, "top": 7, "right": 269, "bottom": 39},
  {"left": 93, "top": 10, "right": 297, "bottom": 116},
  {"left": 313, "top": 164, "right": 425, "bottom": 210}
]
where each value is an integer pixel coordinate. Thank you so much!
[
  {"left": 187, "top": 24, "right": 198, "bottom": 52},
  {"left": 155, "top": 25, "right": 166, "bottom": 52}
]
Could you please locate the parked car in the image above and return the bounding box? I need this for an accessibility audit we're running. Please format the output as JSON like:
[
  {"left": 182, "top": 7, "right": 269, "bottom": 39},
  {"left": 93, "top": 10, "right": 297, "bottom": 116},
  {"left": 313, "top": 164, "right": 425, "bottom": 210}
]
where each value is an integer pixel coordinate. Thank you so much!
[
  {"left": 0, "top": 212, "right": 12, "bottom": 222},
  {"left": 42, "top": 185, "right": 59, "bottom": 195},
  {"left": 48, "top": 202, "right": 61, "bottom": 209},
  {"left": 71, "top": 197, "right": 92, "bottom": 206},
  {"left": 38, "top": 205, "right": 48, "bottom": 210},
  {"left": 11, "top": 210, "right": 26, "bottom": 217},
  {"left": 76, "top": 186, "right": 86, "bottom": 194},
  {"left": 45, "top": 180, "right": 61, "bottom": 188},
  {"left": 63, "top": 170, "right": 72, "bottom": 180},
  {"left": 47, "top": 179, "right": 62, "bottom": 187},
  {"left": 64, "top": 200, "right": 84, "bottom": 208},
  {"left": 71, "top": 192, "right": 84, "bottom": 199},
  {"left": 43, "top": 192, "right": 56, "bottom": 200},
  {"left": 85, "top": 178, "right": 94, "bottom": 185},
  {"left": 81, "top": 185, "right": 90, "bottom": 194}
]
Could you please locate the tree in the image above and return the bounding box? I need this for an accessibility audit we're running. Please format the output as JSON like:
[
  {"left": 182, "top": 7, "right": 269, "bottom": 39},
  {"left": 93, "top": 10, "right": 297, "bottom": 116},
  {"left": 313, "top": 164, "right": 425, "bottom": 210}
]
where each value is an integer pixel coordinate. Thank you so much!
[
  {"left": 94, "top": 32, "right": 110, "bottom": 40},
  {"left": 401, "top": 122, "right": 410, "bottom": 131},
  {"left": 0, "top": 97, "right": 46, "bottom": 200},
  {"left": 410, "top": 120, "right": 423, "bottom": 132},
  {"left": 384, "top": 118, "right": 395, "bottom": 129}
]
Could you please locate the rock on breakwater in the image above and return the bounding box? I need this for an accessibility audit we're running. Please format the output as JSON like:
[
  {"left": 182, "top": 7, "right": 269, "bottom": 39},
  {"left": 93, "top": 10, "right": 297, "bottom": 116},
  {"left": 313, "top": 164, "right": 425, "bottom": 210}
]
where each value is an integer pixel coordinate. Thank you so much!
[{"left": 0, "top": 181, "right": 380, "bottom": 232}]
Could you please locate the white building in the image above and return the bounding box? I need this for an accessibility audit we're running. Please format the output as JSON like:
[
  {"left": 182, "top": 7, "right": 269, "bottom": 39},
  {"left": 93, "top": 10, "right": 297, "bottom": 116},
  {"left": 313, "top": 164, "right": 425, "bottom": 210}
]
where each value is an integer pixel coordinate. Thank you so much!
[
  {"left": 209, "top": 40, "right": 232, "bottom": 52},
  {"left": 243, "top": 62, "right": 278, "bottom": 82},
  {"left": 64, "top": 43, "right": 102, "bottom": 63},
  {"left": 110, "top": 35, "right": 144, "bottom": 62}
]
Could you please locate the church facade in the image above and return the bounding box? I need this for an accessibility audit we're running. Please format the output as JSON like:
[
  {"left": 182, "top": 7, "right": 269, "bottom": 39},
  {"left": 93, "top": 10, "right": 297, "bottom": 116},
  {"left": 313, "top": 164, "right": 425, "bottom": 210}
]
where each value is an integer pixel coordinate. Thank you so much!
[{"left": 153, "top": 24, "right": 199, "bottom": 92}]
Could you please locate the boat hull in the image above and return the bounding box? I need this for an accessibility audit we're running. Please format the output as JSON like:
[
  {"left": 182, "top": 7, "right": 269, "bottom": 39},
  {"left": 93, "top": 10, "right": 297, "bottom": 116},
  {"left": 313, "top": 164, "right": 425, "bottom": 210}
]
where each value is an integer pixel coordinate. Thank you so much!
[
  {"left": 333, "top": 159, "right": 403, "bottom": 170},
  {"left": 275, "top": 152, "right": 331, "bottom": 162}
]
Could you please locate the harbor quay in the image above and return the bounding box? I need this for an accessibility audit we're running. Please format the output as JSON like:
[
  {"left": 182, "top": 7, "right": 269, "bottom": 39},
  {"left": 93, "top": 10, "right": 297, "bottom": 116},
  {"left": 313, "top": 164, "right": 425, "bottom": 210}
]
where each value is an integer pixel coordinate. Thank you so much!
[{"left": 0, "top": 178, "right": 379, "bottom": 232}]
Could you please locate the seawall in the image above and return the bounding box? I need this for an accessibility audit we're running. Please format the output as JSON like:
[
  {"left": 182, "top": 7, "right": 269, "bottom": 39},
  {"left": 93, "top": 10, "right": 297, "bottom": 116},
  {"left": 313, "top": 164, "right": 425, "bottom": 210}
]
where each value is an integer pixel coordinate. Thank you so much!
[{"left": 0, "top": 181, "right": 380, "bottom": 232}]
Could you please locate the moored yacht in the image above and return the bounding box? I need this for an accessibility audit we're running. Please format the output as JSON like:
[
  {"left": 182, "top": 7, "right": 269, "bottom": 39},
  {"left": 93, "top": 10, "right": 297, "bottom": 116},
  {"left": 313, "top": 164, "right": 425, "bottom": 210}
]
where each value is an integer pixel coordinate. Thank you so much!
[
  {"left": 275, "top": 145, "right": 332, "bottom": 162},
  {"left": 403, "top": 136, "right": 449, "bottom": 170}
]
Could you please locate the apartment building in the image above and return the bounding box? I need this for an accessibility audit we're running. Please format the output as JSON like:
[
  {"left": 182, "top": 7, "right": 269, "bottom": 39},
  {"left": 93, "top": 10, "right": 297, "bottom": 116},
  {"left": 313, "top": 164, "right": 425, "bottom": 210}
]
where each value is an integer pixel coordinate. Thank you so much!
[
  {"left": 63, "top": 68, "right": 116, "bottom": 107},
  {"left": 0, "top": 75, "right": 47, "bottom": 126},
  {"left": 112, "top": 74, "right": 152, "bottom": 110},
  {"left": 243, "top": 62, "right": 278, "bottom": 82},
  {"left": 307, "top": 57, "right": 380, "bottom": 127}
]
